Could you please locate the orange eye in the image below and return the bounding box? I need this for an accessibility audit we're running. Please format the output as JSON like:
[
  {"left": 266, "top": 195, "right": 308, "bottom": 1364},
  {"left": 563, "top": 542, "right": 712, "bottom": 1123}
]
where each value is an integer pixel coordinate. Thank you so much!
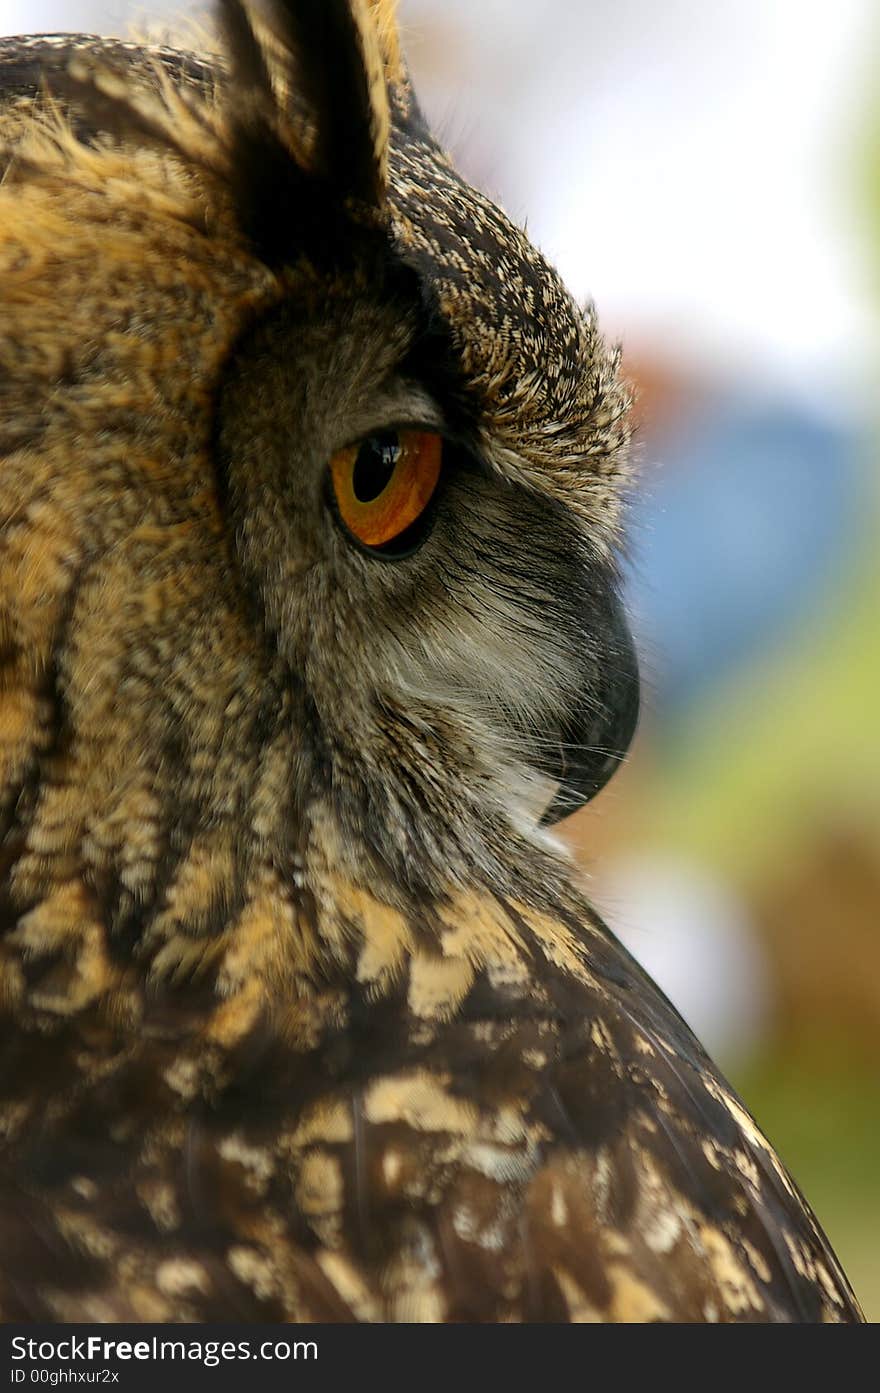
[{"left": 329, "top": 429, "right": 443, "bottom": 554}]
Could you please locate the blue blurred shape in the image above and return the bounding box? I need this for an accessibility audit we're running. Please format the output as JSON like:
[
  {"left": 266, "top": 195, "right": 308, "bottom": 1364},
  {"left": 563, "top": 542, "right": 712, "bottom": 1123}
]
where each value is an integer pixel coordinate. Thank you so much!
[{"left": 626, "top": 393, "right": 865, "bottom": 722}]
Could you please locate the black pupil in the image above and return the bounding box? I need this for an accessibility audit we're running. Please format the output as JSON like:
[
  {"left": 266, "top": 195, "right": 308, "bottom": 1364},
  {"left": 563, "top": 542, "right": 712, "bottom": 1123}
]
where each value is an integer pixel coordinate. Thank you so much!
[{"left": 352, "top": 431, "right": 401, "bottom": 503}]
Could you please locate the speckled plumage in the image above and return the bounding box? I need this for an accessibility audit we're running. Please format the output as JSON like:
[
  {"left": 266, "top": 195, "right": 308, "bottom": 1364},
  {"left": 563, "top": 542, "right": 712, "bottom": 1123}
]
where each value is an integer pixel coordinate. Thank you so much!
[{"left": 0, "top": 1, "right": 863, "bottom": 1323}]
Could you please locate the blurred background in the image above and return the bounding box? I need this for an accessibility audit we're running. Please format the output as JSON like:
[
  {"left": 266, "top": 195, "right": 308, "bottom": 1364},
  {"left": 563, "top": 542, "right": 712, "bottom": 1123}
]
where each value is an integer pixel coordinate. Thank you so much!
[{"left": 6, "top": 0, "right": 880, "bottom": 1318}]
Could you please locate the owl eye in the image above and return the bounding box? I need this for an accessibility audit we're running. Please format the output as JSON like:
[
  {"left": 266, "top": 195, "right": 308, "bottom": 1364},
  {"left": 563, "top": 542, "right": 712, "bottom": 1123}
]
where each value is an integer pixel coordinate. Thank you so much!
[{"left": 328, "top": 428, "right": 444, "bottom": 557}]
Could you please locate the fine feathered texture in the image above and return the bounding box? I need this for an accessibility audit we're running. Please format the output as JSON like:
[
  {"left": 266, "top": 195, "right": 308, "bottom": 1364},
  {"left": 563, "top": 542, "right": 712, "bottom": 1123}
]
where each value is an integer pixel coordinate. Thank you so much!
[{"left": 0, "top": 2, "right": 864, "bottom": 1323}]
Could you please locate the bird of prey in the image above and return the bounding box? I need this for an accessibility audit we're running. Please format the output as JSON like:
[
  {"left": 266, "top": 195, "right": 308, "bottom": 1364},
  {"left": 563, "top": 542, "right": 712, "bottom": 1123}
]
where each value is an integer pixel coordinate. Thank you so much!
[{"left": 0, "top": 0, "right": 863, "bottom": 1322}]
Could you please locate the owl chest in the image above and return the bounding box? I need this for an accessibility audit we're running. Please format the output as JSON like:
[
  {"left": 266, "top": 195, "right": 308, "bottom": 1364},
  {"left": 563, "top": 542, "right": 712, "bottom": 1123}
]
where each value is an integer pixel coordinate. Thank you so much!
[{"left": 0, "top": 993, "right": 574, "bottom": 1320}]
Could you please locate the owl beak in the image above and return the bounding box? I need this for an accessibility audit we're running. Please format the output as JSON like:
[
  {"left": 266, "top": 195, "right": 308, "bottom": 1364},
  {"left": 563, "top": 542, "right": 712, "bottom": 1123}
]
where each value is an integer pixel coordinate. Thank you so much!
[{"left": 539, "top": 594, "right": 640, "bottom": 825}]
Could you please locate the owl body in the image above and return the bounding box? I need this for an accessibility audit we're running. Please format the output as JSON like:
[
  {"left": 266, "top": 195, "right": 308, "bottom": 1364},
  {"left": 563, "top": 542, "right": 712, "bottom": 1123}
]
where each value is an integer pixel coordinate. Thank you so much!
[{"left": 0, "top": 5, "right": 863, "bottom": 1322}]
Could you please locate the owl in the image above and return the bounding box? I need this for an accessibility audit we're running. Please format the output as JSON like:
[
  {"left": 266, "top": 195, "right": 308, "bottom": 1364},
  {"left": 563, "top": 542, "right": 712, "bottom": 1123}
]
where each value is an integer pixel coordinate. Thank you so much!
[{"left": 0, "top": 0, "right": 863, "bottom": 1323}]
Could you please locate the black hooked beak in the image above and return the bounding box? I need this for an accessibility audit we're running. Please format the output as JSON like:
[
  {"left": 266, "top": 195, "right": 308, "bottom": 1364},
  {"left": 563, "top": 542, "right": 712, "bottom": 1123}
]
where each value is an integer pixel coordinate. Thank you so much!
[{"left": 539, "top": 591, "right": 640, "bottom": 825}]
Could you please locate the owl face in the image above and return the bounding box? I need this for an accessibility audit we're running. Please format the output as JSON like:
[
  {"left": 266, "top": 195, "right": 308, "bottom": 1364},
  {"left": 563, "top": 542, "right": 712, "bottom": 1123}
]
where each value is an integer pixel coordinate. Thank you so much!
[
  {"left": 216, "top": 270, "right": 637, "bottom": 847},
  {"left": 204, "top": 0, "right": 637, "bottom": 859}
]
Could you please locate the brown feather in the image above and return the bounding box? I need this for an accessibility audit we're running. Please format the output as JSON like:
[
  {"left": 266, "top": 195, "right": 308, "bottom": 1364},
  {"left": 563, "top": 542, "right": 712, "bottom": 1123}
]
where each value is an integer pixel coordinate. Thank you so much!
[{"left": 0, "top": 7, "right": 864, "bottom": 1324}]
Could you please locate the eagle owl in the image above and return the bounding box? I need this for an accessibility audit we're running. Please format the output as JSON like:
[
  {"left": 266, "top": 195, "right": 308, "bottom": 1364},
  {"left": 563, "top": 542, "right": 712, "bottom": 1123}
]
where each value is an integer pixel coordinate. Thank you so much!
[{"left": 0, "top": 1, "right": 863, "bottom": 1323}]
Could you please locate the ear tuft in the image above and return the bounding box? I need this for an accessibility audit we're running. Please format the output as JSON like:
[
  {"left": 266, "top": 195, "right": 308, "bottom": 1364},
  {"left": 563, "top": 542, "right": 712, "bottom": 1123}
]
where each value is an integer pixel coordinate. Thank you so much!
[
  {"left": 219, "top": 0, "right": 393, "bottom": 216},
  {"left": 37, "top": 3, "right": 407, "bottom": 268}
]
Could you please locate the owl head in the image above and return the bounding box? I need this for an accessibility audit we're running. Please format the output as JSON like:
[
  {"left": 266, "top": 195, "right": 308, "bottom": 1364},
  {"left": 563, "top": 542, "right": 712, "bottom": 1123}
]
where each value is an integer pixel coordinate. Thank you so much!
[{"left": 0, "top": 0, "right": 637, "bottom": 975}]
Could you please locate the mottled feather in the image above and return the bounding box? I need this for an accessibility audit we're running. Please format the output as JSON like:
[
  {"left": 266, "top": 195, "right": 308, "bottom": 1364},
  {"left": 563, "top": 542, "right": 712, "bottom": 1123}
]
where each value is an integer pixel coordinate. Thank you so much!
[{"left": 0, "top": 4, "right": 863, "bottom": 1324}]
